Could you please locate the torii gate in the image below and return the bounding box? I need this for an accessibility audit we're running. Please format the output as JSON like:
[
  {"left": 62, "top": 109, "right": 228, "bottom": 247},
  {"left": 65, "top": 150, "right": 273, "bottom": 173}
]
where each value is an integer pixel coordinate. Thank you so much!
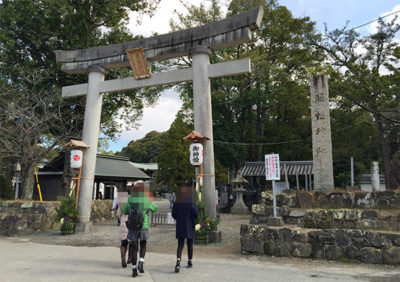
[{"left": 55, "top": 7, "right": 264, "bottom": 232}]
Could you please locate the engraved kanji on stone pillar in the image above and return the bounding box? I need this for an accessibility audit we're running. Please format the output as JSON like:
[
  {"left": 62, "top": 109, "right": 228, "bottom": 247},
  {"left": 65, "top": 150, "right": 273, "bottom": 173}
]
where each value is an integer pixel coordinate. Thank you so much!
[{"left": 310, "top": 75, "right": 334, "bottom": 192}]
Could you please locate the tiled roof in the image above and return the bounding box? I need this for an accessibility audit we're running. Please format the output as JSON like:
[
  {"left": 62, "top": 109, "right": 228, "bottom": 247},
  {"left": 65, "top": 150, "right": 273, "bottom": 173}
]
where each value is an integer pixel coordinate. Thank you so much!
[{"left": 242, "top": 161, "right": 313, "bottom": 177}]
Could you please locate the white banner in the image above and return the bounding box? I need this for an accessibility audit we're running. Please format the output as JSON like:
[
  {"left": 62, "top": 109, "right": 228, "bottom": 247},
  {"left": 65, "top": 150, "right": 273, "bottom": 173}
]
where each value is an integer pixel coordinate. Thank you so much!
[{"left": 265, "top": 154, "right": 280, "bottom": 181}]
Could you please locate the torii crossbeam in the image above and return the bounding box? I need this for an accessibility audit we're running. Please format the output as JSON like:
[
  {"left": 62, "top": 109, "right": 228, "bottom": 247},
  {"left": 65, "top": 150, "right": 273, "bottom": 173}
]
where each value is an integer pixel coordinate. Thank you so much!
[{"left": 55, "top": 6, "right": 264, "bottom": 233}]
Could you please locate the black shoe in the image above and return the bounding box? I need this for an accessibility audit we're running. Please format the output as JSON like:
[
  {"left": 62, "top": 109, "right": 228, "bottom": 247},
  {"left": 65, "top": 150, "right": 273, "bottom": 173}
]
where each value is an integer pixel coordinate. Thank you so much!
[
  {"left": 187, "top": 260, "right": 193, "bottom": 268},
  {"left": 121, "top": 258, "right": 127, "bottom": 268},
  {"left": 132, "top": 268, "right": 138, "bottom": 277},
  {"left": 175, "top": 261, "right": 180, "bottom": 273},
  {"left": 138, "top": 261, "right": 144, "bottom": 273}
]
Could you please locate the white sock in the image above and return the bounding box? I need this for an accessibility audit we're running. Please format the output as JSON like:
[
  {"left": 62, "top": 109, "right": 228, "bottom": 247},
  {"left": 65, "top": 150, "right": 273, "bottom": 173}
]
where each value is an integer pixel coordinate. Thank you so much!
[
  {"left": 132, "top": 265, "right": 137, "bottom": 269},
  {"left": 139, "top": 258, "right": 144, "bottom": 262}
]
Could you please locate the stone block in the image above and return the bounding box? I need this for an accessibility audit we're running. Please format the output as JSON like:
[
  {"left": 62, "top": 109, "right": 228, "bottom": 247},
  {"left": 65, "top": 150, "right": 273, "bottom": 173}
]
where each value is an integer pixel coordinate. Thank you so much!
[
  {"left": 354, "top": 192, "right": 372, "bottom": 208},
  {"left": 286, "top": 194, "right": 298, "bottom": 208},
  {"left": 296, "top": 192, "right": 314, "bottom": 209},
  {"left": 332, "top": 210, "right": 345, "bottom": 220},
  {"left": 345, "top": 245, "right": 359, "bottom": 259},
  {"left": 345, "top": 209, "right": 362, "bottom": 220},
  {"left": 376, "top": 198, "right": 391, "bottom": 209},
  {"left": 303, "top": 215, "right": 317, "bottom": 228},
  {"left": 329, "top": 192, "right": 352, "bottom": 208},
  {"left": 314, "top": 192, "right": 331, "bottom": 208},
  {"left": 267, "top": 216, "right": 284, "bottom": 226},
  {"left": 292, "top": 231, "right": 309, "bottom": 243},
  {"left": 317, "top": 230, "right": 335, "bottom": 245},
  {"left": 209, "top": 230, "right": 221, "bottom": 243},
  {"left": 382, "top": 233, "right": 400, "bottom": 247},
  {"left": 277, "top": 207, "right": 290, "bottom": 217},
  {"left": 382, "top": 246, "right": 400, "bottom": 264},
  {"left": 252, "top": 204, "right": 266, "bottom": 215},
  {"left": 333, "top": 230, "right": 351, "bottom": 247},
  {"left": 325, "top": 245, "right": 343, "bottom": 260},
  {"left": 391, "top": 198, "right": 400, "bottom": 209},
  {"left": 361, "top": 210, "right": 378, "bottom": 219},
  {"left": 276, "top": 194, "right": 288, "bottom": 206},
  {"left": 276, "top": 242, "right": 291, "bottom": 257},
  {"left": 279, "top": 228, "right": 293, "bottom": 241},
  {"left": 311, "top": 243, "right": 325, "bottom": 258},
  {"left": 308, "top": 231, "right": 319, "bottom": 244},
  {"left": 289, "top": 208, "right": 306, "bottom": 217},
  {"left": 240, "top": 224, "right": 250, "bottom": 236},
  {"left": 290, "top": 242, "right": 312, "bottom": 258},
  {"left": 341, "top": 220, "right": 356, "bottom": 229},
  {"left": 365, "top": 231, "right": 391, "bottom": 248},
  {"left": 265, "top": 240, "right": 277, "bottom": 256},
  {"left": 358, "top": 247, "right": 382, "bottom": 264},
  {"left": 357, "top": 219, "right": 378, "bottom": 230},
  {"left": 240, "top": 236, "right": 264, "bottom": 254}
]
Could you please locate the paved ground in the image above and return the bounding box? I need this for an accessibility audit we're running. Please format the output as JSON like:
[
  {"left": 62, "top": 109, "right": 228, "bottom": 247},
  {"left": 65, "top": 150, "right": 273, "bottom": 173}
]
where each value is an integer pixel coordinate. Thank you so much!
[{"left": 1, "top": 199, "right": 400, "bottom": 281}]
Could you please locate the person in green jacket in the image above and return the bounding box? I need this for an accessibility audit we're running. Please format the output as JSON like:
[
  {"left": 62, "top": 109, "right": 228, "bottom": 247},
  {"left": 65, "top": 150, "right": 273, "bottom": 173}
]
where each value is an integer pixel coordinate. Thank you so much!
[{"left": 122, "top": 182, "right": 158, "bottom": 277}]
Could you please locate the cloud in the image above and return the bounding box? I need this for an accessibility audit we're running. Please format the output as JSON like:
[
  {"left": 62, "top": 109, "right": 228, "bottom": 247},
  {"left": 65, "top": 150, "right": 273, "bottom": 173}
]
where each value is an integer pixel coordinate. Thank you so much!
[
  {"left": 128, "top": 0, "right": 189, "bottom": 37},
  {"left": 118, "top": 88, "right": 182, "bottom": 143},
  {"left": 368, "top": 4, "right": 400, "bottom": 34}
]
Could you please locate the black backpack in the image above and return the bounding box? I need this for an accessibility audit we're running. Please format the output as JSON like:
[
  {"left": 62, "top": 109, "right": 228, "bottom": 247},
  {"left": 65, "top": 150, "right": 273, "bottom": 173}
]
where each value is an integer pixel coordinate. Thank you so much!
[{"left": 126, "top": 206, "right": 144, "bottom": 231}]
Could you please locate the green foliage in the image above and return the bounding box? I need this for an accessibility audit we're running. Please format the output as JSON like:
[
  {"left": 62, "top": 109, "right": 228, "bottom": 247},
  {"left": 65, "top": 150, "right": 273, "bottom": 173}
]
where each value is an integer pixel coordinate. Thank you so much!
[
  {"left": 316, "top": 18, "right": 400, "bottom": 189},
  {"left": 0, "top": 175, "right": 13, "bottom": 200},
  {"left": 156, "top": 112, "right": 194, "bottom": 186},
  {"left": 169, "top": 0, "right": 323, "bottom": 174},
  {"left": 54, "top": 196, "right": 79, "bottom": 224},
  {"left": 118, "top": 131, "right": 166, "bottom": 162}
]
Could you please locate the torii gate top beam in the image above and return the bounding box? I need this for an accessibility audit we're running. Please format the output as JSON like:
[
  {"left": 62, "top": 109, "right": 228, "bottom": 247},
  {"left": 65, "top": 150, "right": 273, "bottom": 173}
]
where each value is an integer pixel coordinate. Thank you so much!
[{"left": 54, "top": 6, "right": 264, "bottom": 74}]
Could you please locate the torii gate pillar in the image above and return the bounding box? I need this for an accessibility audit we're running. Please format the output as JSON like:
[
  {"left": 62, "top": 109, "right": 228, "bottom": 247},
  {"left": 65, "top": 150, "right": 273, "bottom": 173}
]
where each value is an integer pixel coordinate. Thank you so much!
[
  {"left": 191, "top": 46, "right": 216, "bottom": 219},
  {"left": 75, "top": 66, "right": 106, "bottom": 232}
]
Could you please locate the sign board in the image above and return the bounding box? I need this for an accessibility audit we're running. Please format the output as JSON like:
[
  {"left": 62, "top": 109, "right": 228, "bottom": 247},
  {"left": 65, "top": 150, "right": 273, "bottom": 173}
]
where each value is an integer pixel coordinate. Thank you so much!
[
  {"left": 265, "top": 154, "right": 280, "bottom": 181},
  {"left": 70, "top": 150, "right": 83, "bottom": 168},
  {"left": 189, "top": 143, "right": 203, "bottom": 166}
]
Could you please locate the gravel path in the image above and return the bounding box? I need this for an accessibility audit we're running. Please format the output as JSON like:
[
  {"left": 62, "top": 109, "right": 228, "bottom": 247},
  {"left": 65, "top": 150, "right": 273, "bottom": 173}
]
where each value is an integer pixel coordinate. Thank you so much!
[{"left": 19, "top": 213, "right": 251, "bottom": 259}]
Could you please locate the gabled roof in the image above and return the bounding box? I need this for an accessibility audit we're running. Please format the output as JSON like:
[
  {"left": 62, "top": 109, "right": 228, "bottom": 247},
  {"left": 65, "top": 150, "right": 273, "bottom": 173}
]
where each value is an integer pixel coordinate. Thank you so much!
[
  {"left": 130, "top": 162, "right": 158, "bottom": 171},
  {"left": 95, "top": 155, "right": 150, "bottom": 180},
  {"left": 242, "top": 161, "right": 313, "bottom": 177},
  {"left": 40, "top": 153, "right": 149, "bottom": 180}
]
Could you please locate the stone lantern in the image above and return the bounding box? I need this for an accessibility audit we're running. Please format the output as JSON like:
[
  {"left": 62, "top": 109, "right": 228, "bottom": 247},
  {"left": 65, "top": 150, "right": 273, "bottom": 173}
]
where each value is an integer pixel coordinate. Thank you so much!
[{"left": 231, "top": 170, "right": 249, "bottom": 214}]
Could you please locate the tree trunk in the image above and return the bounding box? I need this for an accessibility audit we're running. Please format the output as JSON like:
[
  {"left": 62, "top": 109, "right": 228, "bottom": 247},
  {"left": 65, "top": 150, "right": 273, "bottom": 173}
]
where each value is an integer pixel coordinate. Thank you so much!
[
  {"left": 61, "top": 150, "right": 73, "bottom": 197},
  {"left": 389, "top": 150, "right": 400, "bottom": 190},
  {"left": 374, "top": 114, "right": 393, "bottom": 190},
  {"left": 21, "top": 163, "right": 34, "bottom": 200}
]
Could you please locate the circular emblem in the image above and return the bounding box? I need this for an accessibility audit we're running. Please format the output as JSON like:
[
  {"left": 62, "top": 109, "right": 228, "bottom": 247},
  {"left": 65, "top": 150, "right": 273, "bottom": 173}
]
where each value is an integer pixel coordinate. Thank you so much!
[{"left": 73, "top": 155, "right": 80, "bottom": 161}]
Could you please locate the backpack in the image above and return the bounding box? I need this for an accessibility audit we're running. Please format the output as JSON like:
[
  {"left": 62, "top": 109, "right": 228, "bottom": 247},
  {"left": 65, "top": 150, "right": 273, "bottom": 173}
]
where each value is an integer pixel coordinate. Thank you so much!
[{"left": 126, "top": 206, "right": 144, "bottom": 231}]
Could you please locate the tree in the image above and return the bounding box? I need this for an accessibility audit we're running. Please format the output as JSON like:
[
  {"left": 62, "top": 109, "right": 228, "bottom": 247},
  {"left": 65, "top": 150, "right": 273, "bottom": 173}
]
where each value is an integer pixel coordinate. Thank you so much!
[
  {"left": 0, "top": 0, "right": 162, "bottom": 198},
  {"left": 169, "top": 0, "right": 323, "bottom": 176},
  {"left": 0, "top": 72, "right": 76, "bottom": 199},
  {"left": 156, "top": 111, "right": 194, "bottom": 187},
  {"left": 118, "top": 131, "right": 166, "bottom": 163},
  {"left": 313, "top": 17, "right": 400, "bottom": 189}
]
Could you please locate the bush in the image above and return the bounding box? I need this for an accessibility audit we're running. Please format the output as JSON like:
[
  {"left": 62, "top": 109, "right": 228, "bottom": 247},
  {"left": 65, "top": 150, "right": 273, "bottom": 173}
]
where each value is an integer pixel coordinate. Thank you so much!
[
  {"left": 0, "top": 175, "right": 14, "bottom": 200},
  {"left": 54, "top": 196, "right": 79, "bottom": 224}
]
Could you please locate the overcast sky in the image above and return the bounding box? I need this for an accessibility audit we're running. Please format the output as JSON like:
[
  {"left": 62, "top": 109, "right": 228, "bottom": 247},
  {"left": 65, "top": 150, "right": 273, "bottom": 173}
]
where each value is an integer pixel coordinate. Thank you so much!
[{"left": 106, "top": 0, "right": 400, "bottom": 152}]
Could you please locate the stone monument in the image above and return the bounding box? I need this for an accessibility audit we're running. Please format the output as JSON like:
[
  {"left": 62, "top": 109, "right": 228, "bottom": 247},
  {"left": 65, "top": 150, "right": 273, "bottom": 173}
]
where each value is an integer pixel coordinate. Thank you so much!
[{"left": 310, "top": 75, "right": 334, "bottom": 192}]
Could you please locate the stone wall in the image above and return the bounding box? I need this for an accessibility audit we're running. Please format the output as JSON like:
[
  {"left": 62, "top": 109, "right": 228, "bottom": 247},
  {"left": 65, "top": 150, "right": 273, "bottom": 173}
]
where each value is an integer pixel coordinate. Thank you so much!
[
  {"left": 251, "top": 206, "right": 400, "bottom": 231},
  {"left": 261, "top": 190, "right": 400, "bottom": 209},
  {"left": 242, "top": 190, "right": 400, "bottom": 264},
  {"left": 0, "top": 200, "right": 114, "bottom": 236},
  {"left": 241, "top": 224, "right": 400, "bottom": 264}
]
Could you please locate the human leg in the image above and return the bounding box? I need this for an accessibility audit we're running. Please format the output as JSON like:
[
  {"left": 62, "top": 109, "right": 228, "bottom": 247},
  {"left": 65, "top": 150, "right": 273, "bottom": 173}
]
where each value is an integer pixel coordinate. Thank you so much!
[
  {"left": 187, "top": 238, "right": 194, "bottom": 267},
  {"left": 175, "top": 238, "right": 185, "bottom": 273},
  {"left": 120, "top": 240, "right": 128, "bottom": 268},
  {"left": 138, "top": 240, "right": 147, "bottom": 273},
  {"left": 130, "top": 240, "right": 138, "bottom": 277}
]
